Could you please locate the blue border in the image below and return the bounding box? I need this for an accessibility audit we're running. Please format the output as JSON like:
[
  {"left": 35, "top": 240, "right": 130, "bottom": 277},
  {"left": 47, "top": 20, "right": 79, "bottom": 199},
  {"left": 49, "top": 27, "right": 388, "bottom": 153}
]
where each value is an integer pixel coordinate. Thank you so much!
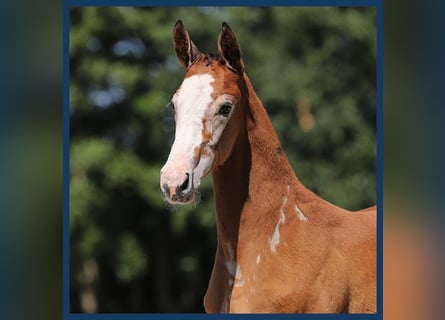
[
  {"left": 63, "top": 1, "right": 383, "bottom": 319},
  {"left": 375, "top": 0, "right": 384, "bottom": 317}
]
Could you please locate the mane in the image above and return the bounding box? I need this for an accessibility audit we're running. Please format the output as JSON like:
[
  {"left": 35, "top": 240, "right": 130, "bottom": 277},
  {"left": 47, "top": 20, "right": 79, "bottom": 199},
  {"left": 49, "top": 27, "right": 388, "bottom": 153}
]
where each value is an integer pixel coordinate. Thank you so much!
[{"left": 202, "top": 53, "right": 218, "bottom": 66}]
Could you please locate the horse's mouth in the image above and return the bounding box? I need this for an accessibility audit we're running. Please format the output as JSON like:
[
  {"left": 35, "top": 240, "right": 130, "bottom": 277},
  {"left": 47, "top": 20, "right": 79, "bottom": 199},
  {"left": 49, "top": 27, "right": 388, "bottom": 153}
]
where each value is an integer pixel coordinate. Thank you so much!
[{"left": 169, "top": 188, "right": 197, "bottom": 205}]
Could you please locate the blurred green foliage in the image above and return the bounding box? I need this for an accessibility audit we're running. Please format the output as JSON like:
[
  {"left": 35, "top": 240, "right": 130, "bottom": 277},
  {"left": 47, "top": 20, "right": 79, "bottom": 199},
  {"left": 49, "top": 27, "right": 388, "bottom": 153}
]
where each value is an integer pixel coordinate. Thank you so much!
[{"left": 70, "top": 7, "right": 375, "bottom": 313}]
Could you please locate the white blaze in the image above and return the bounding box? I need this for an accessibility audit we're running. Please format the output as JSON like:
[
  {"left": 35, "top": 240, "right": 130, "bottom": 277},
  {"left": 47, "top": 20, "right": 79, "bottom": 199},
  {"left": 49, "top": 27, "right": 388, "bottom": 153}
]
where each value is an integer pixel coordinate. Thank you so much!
[
  {"left": 161, "top": 74, "right": 215, "bottom": 190},
  {"left": 171, "top": 73, "right": 214, "bottom": 158}
]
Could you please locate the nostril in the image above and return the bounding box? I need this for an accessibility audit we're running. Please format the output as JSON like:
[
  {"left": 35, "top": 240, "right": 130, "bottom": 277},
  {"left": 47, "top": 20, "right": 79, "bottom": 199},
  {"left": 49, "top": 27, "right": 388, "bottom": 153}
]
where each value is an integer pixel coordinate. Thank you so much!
[{"left": 179, "top": 173, "right": 190, "bottom": 193}]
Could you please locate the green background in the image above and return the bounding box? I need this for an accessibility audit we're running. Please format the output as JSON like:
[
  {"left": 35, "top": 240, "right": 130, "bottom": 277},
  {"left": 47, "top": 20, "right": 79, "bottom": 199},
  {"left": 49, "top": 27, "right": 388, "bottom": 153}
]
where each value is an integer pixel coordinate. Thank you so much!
[{"left": 70, "top": 7, "right": 376, "bottom": 313}]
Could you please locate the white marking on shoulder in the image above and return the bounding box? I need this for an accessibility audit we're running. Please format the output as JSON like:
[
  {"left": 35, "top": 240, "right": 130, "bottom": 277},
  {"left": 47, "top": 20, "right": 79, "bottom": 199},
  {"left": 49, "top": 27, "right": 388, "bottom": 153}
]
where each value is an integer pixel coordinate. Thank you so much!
[
  {"left": 224, "top": 241, "right": 237, "bottom": 277},
  {"left": 256, "top": 254, "right": 261, "bottom": 264},
  {"left": 269, "top": 195, "right": 287, "bottom": 253},
  {"left": 234, "top": 266, "right": 244, "bottom": 287},
  {"left": 295, "top": 203, "right": 309, "bottom": 222},
  {"left": 235, "top": 279, "right": 245, "bottom": 287}
]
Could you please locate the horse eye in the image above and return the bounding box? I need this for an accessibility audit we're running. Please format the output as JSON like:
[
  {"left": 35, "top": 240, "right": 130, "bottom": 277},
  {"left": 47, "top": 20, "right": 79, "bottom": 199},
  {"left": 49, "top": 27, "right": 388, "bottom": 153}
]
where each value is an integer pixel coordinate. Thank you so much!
[
  {"left": 218, "top": 103, "right": 232, "bottom": 117},
  {"left": 167, "top": 101, "right": 175, "bottom": 111}
]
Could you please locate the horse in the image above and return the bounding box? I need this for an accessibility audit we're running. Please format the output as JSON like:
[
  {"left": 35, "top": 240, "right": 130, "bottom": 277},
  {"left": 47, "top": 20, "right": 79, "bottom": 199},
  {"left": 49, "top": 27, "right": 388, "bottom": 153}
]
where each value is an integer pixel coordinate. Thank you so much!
[{"left": 160, "top": 20, "right": 376, "bottom": 313}]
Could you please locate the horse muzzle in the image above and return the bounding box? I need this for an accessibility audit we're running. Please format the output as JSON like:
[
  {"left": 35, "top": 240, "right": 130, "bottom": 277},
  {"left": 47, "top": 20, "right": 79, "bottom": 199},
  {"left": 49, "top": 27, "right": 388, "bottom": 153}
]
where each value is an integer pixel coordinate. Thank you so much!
[{"left": 160, "top": 169, "right": 197, "bottom": 204}]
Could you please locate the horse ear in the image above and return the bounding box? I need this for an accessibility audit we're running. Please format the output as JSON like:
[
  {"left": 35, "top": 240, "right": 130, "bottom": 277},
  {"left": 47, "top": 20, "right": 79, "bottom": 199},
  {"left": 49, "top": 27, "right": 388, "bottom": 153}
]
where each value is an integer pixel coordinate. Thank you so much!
[
  {"left": 218, "top": 22, "right": 244, "bottom": 75},
  {"left": 173, "top": 20, "right": 201, "bottom": 68}
]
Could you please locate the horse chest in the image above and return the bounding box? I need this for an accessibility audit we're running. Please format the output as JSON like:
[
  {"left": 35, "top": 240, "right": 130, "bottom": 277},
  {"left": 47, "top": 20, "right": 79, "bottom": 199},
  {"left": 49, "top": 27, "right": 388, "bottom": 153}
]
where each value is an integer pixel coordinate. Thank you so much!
[
  {"left": 221, "top": 250, "right": 298, "bottom": 313},
  {"left": 226, "top": 257, "right": 349, "bottom": 313}
]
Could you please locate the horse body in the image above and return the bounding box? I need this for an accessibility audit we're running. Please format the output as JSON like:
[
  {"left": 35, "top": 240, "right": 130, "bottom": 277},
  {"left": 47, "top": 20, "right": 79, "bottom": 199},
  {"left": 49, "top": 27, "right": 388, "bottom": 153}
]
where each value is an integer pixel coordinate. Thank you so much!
[{"left": 160, "top": 20, "right": 376, "bottom": 313}]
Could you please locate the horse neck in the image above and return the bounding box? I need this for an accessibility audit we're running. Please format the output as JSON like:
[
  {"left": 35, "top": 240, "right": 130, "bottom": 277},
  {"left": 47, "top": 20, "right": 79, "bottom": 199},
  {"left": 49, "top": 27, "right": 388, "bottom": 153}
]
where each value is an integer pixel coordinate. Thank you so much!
[{"left": 211, "top": 74, "right": 332, "bottom": 252}]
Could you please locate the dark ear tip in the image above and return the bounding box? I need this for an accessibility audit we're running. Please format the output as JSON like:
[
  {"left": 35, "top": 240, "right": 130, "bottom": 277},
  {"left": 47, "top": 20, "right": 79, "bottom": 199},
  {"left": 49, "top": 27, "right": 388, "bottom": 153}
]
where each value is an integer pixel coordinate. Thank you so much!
[
  {"left": 175, "top": 20, "right": 184, "bottom": 28},
  {"left": 222, "top": 21, "right": 231, "bottom": 30}
]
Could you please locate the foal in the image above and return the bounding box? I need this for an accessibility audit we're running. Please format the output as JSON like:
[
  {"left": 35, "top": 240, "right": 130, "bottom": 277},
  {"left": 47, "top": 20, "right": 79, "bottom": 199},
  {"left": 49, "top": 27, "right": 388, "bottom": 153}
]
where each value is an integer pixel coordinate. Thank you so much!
[{"left": 160, "top": 20, "right": 376, "bottom": 313}]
